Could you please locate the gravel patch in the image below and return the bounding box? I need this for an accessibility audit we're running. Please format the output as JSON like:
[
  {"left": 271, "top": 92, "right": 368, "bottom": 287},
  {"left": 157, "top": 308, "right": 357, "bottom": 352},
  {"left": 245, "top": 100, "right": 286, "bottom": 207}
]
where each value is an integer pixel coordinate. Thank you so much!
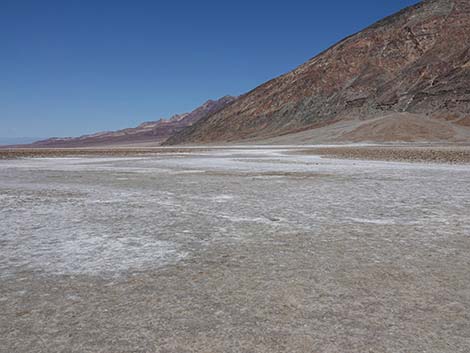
[{"left": 295, "top": 146, "right": 470, "bottom": 164}]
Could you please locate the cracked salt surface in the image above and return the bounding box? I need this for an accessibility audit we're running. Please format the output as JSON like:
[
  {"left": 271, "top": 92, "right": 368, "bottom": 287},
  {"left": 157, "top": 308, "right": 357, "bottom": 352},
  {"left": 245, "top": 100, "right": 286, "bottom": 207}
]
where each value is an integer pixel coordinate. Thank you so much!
[
  {"left": 1, "top": 147, "right": 470, "bottom": 277},
  {"left": 0, "top": 186, "right": 187, "bottom": 277}
]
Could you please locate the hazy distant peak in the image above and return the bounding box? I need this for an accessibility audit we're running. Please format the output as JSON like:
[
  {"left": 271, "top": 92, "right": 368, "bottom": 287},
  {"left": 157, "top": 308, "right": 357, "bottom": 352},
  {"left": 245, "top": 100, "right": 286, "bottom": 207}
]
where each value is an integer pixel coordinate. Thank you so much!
[{"left": 28, "top": 95, "right": 238, "bottom": 147}]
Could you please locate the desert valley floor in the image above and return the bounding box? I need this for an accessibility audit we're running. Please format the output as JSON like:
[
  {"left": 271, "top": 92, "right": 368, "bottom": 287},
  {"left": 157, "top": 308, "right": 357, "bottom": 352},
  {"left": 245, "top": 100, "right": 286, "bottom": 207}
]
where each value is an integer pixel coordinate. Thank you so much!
[{"left": 1, "top": 147, "right": 470, "bottom": 352}]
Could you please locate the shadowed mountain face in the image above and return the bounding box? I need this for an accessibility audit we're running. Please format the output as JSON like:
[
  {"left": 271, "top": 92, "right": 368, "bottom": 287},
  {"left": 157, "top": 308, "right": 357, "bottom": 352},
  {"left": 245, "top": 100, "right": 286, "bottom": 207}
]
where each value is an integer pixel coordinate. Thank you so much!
[
  {"left": 166, "top": 0, "right": 470, "bottom": 144},
  {"left": 31, "top": 96, "right": 236, "bottom": 147}
]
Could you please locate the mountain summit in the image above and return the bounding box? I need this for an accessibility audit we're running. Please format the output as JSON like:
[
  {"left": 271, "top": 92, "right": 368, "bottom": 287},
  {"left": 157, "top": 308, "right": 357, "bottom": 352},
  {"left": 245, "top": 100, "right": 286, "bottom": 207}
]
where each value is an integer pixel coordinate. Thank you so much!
[
  {"left": 166, "top": 0, "right": 470, "bottom": 144},
  {"left": 31, "top": 96, "right": 236, "bottom": 147}
]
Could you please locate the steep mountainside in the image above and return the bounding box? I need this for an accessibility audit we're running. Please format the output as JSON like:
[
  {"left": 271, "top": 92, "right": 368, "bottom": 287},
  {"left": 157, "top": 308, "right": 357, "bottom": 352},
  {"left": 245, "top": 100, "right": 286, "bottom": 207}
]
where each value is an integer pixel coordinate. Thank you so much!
[
  {"left": 31, "top": 96, "right": 236, "bottom": 147},
  {"left": 166, "top": 0, "right": 470, "bottom": 144}
]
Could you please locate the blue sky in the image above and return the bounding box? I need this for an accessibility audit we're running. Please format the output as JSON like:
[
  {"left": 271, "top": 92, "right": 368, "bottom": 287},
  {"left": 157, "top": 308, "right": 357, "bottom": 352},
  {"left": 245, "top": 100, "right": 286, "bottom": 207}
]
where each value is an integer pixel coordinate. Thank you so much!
[{"left": 1, "top": 0, "right": 419, "bottom": 139}]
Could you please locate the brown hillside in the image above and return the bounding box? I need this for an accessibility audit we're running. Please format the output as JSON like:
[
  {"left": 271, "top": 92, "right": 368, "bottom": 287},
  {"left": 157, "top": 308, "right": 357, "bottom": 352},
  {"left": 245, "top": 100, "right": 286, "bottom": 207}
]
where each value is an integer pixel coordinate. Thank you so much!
[{"left": 166, "top": 0, "right": 470, "bottom": 144}]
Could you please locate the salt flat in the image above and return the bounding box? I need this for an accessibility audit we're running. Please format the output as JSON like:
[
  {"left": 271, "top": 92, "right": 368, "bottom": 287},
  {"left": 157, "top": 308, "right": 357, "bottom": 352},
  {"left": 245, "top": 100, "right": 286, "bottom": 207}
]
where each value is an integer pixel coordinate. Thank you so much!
[{"left": 1, "top": 148, "right": 469, "bottom": 352}]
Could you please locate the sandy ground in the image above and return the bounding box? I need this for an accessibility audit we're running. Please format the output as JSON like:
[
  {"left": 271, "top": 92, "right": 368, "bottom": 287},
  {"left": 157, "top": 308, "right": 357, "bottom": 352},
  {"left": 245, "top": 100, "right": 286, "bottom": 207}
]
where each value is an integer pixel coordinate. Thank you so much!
[
  {"left": 1, "top": 148, "right": 470, "bottom": 352},
  {"left": 248, "top": 113, "right": 470, "bottom": 145}
]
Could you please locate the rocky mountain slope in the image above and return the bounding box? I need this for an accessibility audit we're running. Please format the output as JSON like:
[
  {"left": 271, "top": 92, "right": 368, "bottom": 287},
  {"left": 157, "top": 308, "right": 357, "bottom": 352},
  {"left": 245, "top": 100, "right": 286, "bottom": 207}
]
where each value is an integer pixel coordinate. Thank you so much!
[
  {"left": 166, "top": 0, "right": 470, "bottom": 145},
  {"left": 31, "top": 96, "right": 236, "bottom": 147}
]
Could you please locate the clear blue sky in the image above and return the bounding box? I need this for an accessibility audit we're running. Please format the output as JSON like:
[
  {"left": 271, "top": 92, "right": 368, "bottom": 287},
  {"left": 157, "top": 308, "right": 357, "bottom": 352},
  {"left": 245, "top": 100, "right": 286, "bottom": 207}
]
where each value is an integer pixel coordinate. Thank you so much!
[{"left": 1, "top": 0, "right": 420, "bottom": 139}]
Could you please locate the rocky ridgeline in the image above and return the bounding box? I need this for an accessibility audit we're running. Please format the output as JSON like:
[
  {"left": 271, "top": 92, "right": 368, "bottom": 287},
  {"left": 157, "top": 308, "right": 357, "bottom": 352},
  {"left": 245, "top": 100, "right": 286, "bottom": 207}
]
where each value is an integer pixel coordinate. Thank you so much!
[
  {"left": 166, "top": 0, "right": 470, "bottom": 144},
  {"left": 28, "top": 96, "right": 237, "bottom": 148}
]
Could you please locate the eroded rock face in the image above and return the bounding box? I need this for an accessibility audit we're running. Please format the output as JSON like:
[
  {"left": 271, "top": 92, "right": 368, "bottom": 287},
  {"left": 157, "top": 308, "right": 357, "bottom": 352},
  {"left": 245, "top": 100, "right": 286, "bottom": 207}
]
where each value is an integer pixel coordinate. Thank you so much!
[
  {"left": 166, "top": 0, "right": 470, "bottom": 144},
  {"left": 32, "top": 96, "right": 237, "bottom": 147}
]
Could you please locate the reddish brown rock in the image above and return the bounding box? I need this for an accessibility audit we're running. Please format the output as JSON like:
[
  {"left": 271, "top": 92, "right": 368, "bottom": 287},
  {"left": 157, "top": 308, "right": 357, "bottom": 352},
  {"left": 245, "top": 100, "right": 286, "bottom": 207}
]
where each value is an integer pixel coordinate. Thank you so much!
[{"left": 166, "top": 0, "right": 470, "bottom": 144}]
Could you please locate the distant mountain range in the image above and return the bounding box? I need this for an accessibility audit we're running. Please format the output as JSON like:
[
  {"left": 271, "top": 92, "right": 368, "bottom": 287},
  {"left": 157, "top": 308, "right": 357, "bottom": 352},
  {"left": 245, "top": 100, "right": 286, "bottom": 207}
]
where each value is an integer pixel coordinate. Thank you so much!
[
  {"left": 166, "top": 0, "right": 470, "bottom": 144},
  {"left": 27, "top": 96, "right": 236, "bottom": 147},
  {"left": 7, "top": 0, "right": 470, "bottom": 148},
  {"left": 0, "top": 137, "right": 45, "bottom": 146}
]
